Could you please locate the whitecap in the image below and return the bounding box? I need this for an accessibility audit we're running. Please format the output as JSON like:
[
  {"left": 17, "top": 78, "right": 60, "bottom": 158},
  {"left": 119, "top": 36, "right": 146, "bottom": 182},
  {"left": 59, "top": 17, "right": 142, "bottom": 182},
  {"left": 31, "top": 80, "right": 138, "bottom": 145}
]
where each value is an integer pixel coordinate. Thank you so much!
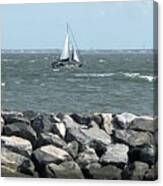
[
  {"left": 74, "top": 73, "right": 114, "bottom": 78},
  {"left": 99, "top": 59, "right": 106, "bottom": 63},
  {"left": 1, "top": 82, "right": 5, "bottom": 86},
  {"left": 122, "top": 72, "right": 154, "bottom": 82}
]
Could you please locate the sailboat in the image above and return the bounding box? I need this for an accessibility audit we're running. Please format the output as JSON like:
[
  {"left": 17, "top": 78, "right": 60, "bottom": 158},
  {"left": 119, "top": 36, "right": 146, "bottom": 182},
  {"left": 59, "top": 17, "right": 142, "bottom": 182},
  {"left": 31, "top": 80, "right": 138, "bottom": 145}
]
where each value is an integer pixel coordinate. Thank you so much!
[{"left": 51, "top": 24, "right": 82, "bottom": 69}]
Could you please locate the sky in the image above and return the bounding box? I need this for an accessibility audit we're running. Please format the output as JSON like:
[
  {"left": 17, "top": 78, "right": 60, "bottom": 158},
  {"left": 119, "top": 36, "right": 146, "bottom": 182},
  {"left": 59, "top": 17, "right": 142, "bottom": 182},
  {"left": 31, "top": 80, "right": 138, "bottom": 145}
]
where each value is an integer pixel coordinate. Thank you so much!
[{"left": 0, "top": 1, "right": 154, "bottom": 49}]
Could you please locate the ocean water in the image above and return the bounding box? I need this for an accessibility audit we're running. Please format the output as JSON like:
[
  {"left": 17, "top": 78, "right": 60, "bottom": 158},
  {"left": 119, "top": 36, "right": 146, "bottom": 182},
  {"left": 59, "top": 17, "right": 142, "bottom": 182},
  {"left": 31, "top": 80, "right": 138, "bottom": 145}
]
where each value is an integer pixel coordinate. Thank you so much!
[{"left": 1, "top": 50, "right": 157, "bottom": 115}]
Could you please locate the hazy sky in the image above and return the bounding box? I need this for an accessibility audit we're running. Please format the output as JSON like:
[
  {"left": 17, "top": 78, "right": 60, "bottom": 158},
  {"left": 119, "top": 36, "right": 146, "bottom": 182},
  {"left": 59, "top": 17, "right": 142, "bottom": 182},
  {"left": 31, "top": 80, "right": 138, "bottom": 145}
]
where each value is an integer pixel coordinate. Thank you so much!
[{"left": 0, "top": 1, "right": 154, "bottom": 49}]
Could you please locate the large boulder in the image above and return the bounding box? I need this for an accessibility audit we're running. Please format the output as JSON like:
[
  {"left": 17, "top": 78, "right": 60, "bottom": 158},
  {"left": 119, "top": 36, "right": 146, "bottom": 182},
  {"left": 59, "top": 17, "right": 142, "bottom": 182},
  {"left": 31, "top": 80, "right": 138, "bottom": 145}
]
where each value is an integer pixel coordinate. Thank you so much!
[
  {"left": 130, "top": 161, "right": 149, "bottom": 180},
  {"left": 129, "top": 117, "right": 157, "bottom": 133},
  {"left": 1, "top": 147, "right": 35, "bottom": 176},
  {"left": 36, "top": 132, "right": 66, "bottom": 148},
  {"left": 100, "top": 143, "right": 129, "bottom": 165},
  {"left": 32, "top": 145, "right": 72, "bottom": 169},
  {"left": 1, "top": 111, "right": 23, "bottom": 123},
  {"left": 113, "top": 112, "right": 137, "bottom": 129},
  {"left": 76, "top": 147, "right": 99, "bottom": 169},
  {"left": 113, "top": 129, "right": 154, "bottom": 147},
  {"left": 1, "top": 135, "right": 32, "bottom": 157},
  {"left": 62, "top": 114, "right": 80, "bottom": 129},
  {"left": 86, "top": 164, "right": 122, "bottom": 180},
  {"left": 128, "top": 144, "right": 156, "bottom": 165},
  {"left": 70, "top": 113, "right": 91, "bottom": 127},
  {"left": 63, "top": 141, "right": 79, "bottom": 159},
  {"left": 31, "top": 114, "right": 53, "bottom": 134},
  {"left": 45, "top": 161, "right": 84, "bottom": 179},
  {"left": 52, "top": 122, "right": 66, "bottom": 138},
  {"left": 3, "top": 122, "right": 37, "bottom": 146}
]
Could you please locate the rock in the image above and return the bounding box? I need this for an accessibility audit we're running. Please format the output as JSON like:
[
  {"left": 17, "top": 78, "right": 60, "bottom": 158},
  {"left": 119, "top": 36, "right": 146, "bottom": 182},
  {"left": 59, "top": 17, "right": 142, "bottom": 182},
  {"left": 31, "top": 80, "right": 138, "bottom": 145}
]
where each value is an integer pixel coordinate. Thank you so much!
[
  {"left": 23, "top": 110, "right": 38, "bottom": 121},
  {"left": 143, "top": 163, "right": 158, "bottom": 180},
  {"left": 100, "top": 113, "right": 113, "bottom": 135},
  {"left": 1, "top": 147, "right": 35, "bottom": 176},
  {"left": 3, "top": 122, "right": 37, "bottom": 146},
  {"left": 52, "top": 122, "right": 66, "bottom": 138},
  {"left": 113, "top": 129, "right": 154, "bottom": 147},
  {"left": 45, "top": 161, "right": 84, "bottom": 178},
  {"left": 1, "top": 136, "right": 32, "bottom": 157},
  {"left": 1, "top": 111, "right": 30, "bottom": 125},
  {"left": 129, "top": 117, "right": 156, "bottom": 133},
  {"left": 63, "top": 114, "right": 79, "bottom": 129},
  {"left": 1, "top": 116, "right": 4, "bottom": 133},
  {"left": 100, "top": 143, "right": 129, "bottom": 165},
  {"left": 92, "top": 114, "right": 103, "bottom": 126},
  {"left": 70, "top": 113, "right": 91, "bottom": 127},
  {"left": 1, "top": 165, "right": 33, "bottom": 177},
  {"left": 49, "top": 114, "right": 61, "bottom": 123},
  {"left": 63, "top": 141, "right": 79, "bottom": 159},
  {"left": 36, "top": 132, "right": 66, "bottom": 148},
  {"left": 86, "top": 164, "right": 122, "bottom": 180},
  {"left": 32, "top": 145, "right": 72, "bottom": 169},
  {"left": 31, "top": 114, "right": 53, "bottom": 134},
  {"left": 128, "top": 145, "right": 156, "bottom": 165},
  {"left": 131, "top": 161, "right": 149, "bottom": 180},
  {"left": 113, "top": 112, "right": 137, "bottom": 129},
  {"left": 1, "top": 111, "right": 23, "bottom": 123},
  {"left": 66, "top": 123, "right": 111, "bottom": 156},
  {"left": 80, "top": 123, "right": 111, "bottom": 146},
  {"left": 76, "top": 147, "right": 99, "bottom": 168}
]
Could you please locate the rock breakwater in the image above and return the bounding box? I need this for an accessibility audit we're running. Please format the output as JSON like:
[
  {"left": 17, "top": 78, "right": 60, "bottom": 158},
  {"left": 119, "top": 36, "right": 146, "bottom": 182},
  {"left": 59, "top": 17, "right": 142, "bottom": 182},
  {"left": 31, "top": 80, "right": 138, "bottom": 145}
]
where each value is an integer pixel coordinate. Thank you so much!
[{"left": 1, "top": 111, "right": 158, "bottom": 180}]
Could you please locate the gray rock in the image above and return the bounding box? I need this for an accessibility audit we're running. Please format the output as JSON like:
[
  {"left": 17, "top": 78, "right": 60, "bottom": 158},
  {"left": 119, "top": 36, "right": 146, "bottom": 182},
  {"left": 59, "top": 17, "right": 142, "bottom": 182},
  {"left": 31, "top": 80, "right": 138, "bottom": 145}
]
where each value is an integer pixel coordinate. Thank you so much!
[
  {"left": 52, "top": 122, "right": 66, "bottom": 138},
  {"left": 128, "top": 145, "right": 156, "bottom": 165},
  {"left": 129, "top": 117, "right": 157, "bottom": 133},
  {"left": 63, "top": 141, "right": 79, "bottom": 159},
  {"left": 70, "top": 113, "right": 91, "bottom": 127},
  {"left": 113, "top": 112, "right": 137, "bottom": 129},
  {"left": 32, "top": 145, "right": 72, "bottom": 167},
  {"left": 45, "top": 161, "right": 84, "bottom": 179},
  {"left": 76, "top": 147, "right": 99, "bottom": 168},
  {"left": 1, "top": 135, "right": 32, "bottom": 157},
  {"left": 131, "top": 161, "right": 149, "bottom": 180},
  {"left": 80, "top": 122, "right": 111, "bottom": 146},
  {"left": 62, "top": 114, "right": 80, "bottom": 129},
  {"left": 31, "top": 114, "right": 53, "bottom": 134},
  {"left": 1, "top": 111, "right": 23, "bottom": 123},
  {"left": 23, "top": 110, "right": 38, "bottom": 121},
  {"left": 143, "top": 163, "right": 158, "bottom": 180},
  {"left": 113, "top": 129, "right": 154, "bottom": 147},
  {"left": 100, "top": 113, "right": 113, "bottom": 135},
  {"left": 86, "top": 164, "right": 122, "bottom": 180},
  {"left": 36, "top": 132, "right": 66, "bottom": 148},
  {"left": 100, "top": 143, "right": 129, "bottom": 164},
  {"left": 3, "top": 122, "right": 37, "bottom": 146},
  {"left": 1, "top": 147, "right": 35, "bottom": 176}
]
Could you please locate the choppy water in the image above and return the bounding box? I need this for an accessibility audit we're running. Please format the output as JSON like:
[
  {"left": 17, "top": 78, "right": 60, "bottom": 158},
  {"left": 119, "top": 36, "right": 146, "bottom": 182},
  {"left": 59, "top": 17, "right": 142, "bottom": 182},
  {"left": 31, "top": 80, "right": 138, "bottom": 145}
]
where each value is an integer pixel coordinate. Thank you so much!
[{"left": 1, "top": 50, "right": 157, "bottom": 115}]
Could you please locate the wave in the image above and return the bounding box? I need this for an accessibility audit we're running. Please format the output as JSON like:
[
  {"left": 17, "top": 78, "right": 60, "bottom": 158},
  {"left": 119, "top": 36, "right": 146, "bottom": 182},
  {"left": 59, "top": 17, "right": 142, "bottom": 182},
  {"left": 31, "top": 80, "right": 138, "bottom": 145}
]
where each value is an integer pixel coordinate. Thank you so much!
[
  {"left": 74, "top": 73, "right": 115, "bottom": 78},
  {"left": 1, "top": 82, "right": 5, "bottom": 87},
  {"left": 74, "top": 72, "right": 155, "bottom": 82},
  {"left": 122, "top": 73, "right": 155, "bottom": 82}
]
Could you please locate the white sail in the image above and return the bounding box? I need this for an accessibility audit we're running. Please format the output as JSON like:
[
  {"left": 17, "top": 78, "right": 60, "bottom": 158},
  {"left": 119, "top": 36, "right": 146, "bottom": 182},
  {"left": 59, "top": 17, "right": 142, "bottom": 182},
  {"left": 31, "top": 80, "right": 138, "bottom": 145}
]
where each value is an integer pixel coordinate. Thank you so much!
[
  {"left": 72, "top": 48, "right": 80, "bottom": 63},
  {"left": 60, "top": 33, "right": 70, "bottom": 61}
]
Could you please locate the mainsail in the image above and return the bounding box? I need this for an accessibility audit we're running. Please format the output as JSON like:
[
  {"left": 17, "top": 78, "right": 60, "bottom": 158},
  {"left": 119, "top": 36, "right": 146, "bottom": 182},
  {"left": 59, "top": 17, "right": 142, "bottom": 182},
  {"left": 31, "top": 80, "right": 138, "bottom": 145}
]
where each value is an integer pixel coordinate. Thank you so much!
[
  {"left": 60, "top": 33, "right": 70, "bottom": 61},
  {"left": 60, "top": 24, "right": 80, "bottom": 63}
]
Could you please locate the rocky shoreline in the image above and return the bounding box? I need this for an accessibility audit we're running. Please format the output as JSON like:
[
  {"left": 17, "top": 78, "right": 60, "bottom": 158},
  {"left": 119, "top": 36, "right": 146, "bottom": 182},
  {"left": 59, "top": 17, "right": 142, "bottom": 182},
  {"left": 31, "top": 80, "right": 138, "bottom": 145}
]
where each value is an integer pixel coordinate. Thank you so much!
[{"left": 1, "top": 111, "right": 158, "bottom": 180}]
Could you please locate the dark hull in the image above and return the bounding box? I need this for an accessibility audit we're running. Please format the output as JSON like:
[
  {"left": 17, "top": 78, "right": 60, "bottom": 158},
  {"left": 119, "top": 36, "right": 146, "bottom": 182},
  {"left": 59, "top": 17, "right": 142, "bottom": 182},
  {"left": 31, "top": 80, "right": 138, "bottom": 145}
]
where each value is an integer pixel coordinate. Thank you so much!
[{"left": 51, "top": 60, "right": 82, "bottom": 69}]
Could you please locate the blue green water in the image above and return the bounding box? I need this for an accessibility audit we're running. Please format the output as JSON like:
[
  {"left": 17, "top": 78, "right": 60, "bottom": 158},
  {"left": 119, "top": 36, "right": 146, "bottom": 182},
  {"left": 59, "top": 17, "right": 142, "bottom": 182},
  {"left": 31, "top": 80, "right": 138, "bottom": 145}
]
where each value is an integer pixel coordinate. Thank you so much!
[{"left": 1, "top": 50, "right": 157, "bottom": 115}]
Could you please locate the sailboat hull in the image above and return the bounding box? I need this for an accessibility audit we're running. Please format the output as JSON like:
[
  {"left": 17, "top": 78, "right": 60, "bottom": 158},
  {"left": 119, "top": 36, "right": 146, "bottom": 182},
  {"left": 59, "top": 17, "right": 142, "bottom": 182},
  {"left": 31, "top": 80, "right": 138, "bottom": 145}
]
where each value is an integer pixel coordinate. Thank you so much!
[{"left": 51, "top": 60, "right": 82, "bottom": 69}]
